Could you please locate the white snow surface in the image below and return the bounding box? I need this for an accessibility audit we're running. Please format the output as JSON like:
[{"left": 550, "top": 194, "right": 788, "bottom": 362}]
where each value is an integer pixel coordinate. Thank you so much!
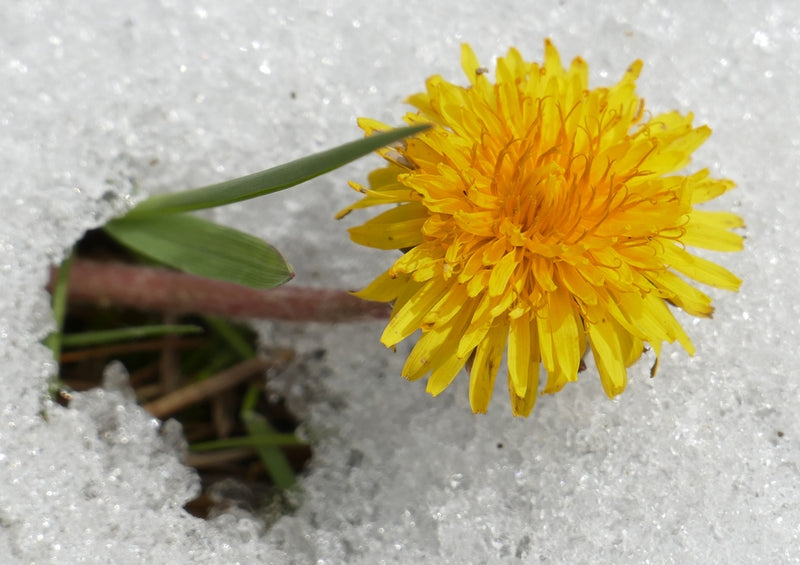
[{"left": 1, "top": 0, "right": 798, "bottom": 563}]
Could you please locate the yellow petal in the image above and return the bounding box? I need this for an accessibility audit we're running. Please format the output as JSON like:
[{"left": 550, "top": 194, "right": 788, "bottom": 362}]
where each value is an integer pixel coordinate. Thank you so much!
[
  {"left": 508, "top": 293, "right": 541, "bottom": 418},
  {"left": 682, "top": 210, "right": 745, "bottom": 252},
  {"left": 488, "top": 251, "right": 518, "bottom": 296},
  {"left": 381, "top": 279, "right": 450, "bottom": 347},
  {"left": 540, "top": 286, "right": 583, "bottom": 394},
  {"left": 403, "top": 300, "right": 474, "bottom": 383},
  {"left": 457, "top": 292, "right": 493, "bottom": 358},
  {"left": 542, "top": 38, "right": 565, "bottom": 76},
  {"left": 587, "top": 314, "right": 628, "bottom": 397},
  {"left": 548, "top": 286, "right": 584, "bottom": 387},
  {"left": 509, "top": 368, "right": 540, "bottom": 417},
  {"left": 348, "top": 203, "right": 429, "bottom": 250},
  {"left": 469, "top": 320, "right": 509, "bottom": 413},
  {"left": 425, "top": 302, "right": 477, "bottom": 392},
  {"left": 507, "top": 312, "right": 532, "bottom": 397},
  {"left": 352, "top": 269, "right": 409, "bottom": 302},
  {"left": 426, "top": 354, "right": 468, "bottom": 396},
  {"left": 403, "top": 326, "right": 452, "bottom": 381},
  {"left": 688, "top": 171, "right": 736, "bottom": 205},
  {"left": 536, "top": 310, "right": 555, "bottom": 375},
  {"left": 356, "top": 116, "right": 392, "bottom": 135},
  {"left": 391, "top": 243, "right": 443, "bottom": 276},
  {"left": 460, "top": 43, "right": 483, "bottom": 86},
  {"left": 556, "top": 263, "right": 598, "bottom": 306},
  {"left": 648, "top": 269, "right": 714, "bottom": 318},
  {"left": 664, "top": 243, "right": 742, "bottom": 291},
  {"left": 421, "top": 281, "right": 469, "bottom": 330}
]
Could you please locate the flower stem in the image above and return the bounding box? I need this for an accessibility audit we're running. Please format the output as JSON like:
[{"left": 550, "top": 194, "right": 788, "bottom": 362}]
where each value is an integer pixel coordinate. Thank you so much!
[{"left": 47, "top": 258, "right": 390, "bottom": 322}]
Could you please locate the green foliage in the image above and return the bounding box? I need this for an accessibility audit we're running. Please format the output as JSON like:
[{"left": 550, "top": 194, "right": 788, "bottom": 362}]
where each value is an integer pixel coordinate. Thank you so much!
[
  {"left": 204, "top": 317, "right": 299, "bottom": 488},
  {"left": 44, "top": 251, "right": 73, "bottom": 361},
  {"left": 105, "top": 124, "right": 428, "bottom": 291},
  {"left": 104, "top": 214, "right": 293, "bottom": 289},
  {"left": 125, "top": 125, "right": 429, "bottom": 218},
  {"left": 60, "top": 324, "right": 203, "bottom": 348},
  {"left": 240, "top": 385, "right": 297, "bottom": 489},
  {"left": 49, "top": 125, "right": 430, "bottom": 498}
]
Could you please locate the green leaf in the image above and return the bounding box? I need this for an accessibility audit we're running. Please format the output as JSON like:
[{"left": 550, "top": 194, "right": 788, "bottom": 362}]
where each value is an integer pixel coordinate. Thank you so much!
[
  {"left": 242, "top": 408, "right": 297, "bottom": 489},
  {"left": 125, "top": 124, "right": 430, "bottom": 218},
  {"left": 104, "top": 214, "right": 293, "bottom": 289},
  {"left": 44, "top": 250, "right": 74, "bottom": 361},
  {"left": 240, "top": 384, "right": 296, "bottom": 489},
  {"left": 60, "top": 324, "right": 203, "bottom": 349}
]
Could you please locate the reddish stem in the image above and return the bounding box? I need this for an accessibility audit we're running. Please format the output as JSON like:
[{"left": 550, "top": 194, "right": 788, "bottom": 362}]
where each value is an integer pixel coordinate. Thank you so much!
[{"left": 47, "top": 259, "right": 390, "bottom": 322}]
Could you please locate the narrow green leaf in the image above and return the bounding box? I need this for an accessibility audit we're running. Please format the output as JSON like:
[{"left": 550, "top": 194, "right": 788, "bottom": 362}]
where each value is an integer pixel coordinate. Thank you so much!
[
  {"left": 104, "top": 213, "right": 293, "bottom": 289},
  {"left": 242, "top": 409, "right": 297, "bottom": 489},
  {"left": 240, "top": 385, "right": 296, "bottom": 489},
  {"left": 61, "top": 324, "right": 203, "bottom": 349},
  {"left": 241, "top": 381, "right": 261, "bottom": 413},
  {"left": 45, "top": 250, "right": 74, "bottom": 361},
  {"left": 125, "top": 124, "right": 430, "bottom": 218}
]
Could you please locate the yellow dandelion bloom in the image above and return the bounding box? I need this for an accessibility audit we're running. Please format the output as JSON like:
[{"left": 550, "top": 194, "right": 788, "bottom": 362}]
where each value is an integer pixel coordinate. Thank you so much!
[{"left": 338, "top": 40, "right": 744, "bottom": 416}]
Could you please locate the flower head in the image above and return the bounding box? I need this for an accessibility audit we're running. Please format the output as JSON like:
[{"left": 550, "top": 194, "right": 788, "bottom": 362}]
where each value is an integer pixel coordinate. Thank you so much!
[{"left": 339, "top": 41, "right": 743, "bottom": 416}]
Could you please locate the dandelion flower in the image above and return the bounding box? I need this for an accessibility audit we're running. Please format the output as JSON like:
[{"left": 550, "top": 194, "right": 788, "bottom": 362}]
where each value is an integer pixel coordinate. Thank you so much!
[{"left": 338, "top": 41, "right": 743, "bottom": 416}]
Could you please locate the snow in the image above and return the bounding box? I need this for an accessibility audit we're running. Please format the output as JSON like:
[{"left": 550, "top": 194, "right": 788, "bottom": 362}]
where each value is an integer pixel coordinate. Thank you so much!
[{"left": 1, "top": 0, "right": 798, "bottom": 563}]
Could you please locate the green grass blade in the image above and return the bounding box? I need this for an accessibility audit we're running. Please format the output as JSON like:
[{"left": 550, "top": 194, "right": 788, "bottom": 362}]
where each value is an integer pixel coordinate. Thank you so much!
[
  {"left": 242, "top": 408, "right": 297, "bottom": 489},
  {"left": 60, "top": 324, "right": 203, "bottom": 349},
  {"left": 104, "top": 213, "right": 293, "bottom": 289},
  {"left": 125, "top": 124, "right": 430, "bottom": 218},
  {"left": 44, "top": 250, "right": 74, "bottom": 361},
  {"left": 240, "top": 385, "right": 296, "bottom": 489},
  {"left": 241, "top": 381, "right": 262, "bottom": 413}
]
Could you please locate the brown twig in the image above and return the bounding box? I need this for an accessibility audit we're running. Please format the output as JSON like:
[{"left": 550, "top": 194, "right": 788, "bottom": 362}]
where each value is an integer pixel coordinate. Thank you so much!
[
  {"left": 143, "top": 354, "right": 290, "bottom": 419},
  {"left": 48, "top": 258, "right": 391, "bottom": 322}
]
